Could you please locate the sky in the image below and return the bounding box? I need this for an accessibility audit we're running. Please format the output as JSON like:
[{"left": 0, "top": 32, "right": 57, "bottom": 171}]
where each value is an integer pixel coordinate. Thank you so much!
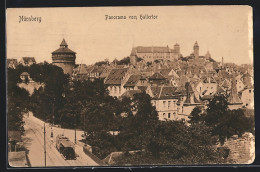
[{"left": 6, "top": 6, "right": 253, "bottom": 65}]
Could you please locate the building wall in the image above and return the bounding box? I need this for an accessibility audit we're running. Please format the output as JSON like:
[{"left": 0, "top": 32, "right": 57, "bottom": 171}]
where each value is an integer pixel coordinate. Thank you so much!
[
  {"left": 152, "top": 99, "right": 178, "bottom": 121},
  {"left": 228, "top": 104, "right": 243, "bottom": 110},
  {"left": 107, "top": 85, "right": 126, "bottom": 97},
  {"left": 136, "top": 52, "right": 179, "bottom": 62},
  {"left": 236, "top": 79, "right": 245, "bottom": 92},
  {"left": 241, "top": 88, "right": 254, "bottom": 109}
]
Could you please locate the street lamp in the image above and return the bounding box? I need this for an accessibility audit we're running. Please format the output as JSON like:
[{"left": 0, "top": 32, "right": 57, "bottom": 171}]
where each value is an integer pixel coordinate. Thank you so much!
[{"left": 62, "top": 90, "right": 76, "bottom": 144}]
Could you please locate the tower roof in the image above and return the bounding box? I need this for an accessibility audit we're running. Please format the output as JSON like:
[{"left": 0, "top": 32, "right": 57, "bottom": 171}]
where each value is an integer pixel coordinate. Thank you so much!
[
  {"left": 52, "top": 38, "right": 76, "bottom": 54},
  {"left": 60, "top": 38, "right": 68, "bottom": 47},
  {"left": 194, "top": 41, "right": 199, "bottom": 47},
  {"left": 184, "top": 82, "right": 200, "bottom": 105},
  {"left": 227, "top": 76, "right": 243, "bottom": 104}
]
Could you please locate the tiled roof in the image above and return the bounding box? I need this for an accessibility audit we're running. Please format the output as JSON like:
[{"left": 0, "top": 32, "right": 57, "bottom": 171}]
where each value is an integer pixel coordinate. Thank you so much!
[
  {"left": 120, "top": 90, "right": 142, "bottom": 99},
  {"left": 73, "top": 64, "right": 91, "bottom": 75},
  {"left": 91, "top": 66, "right": 105, "bottom": 74},
  {"left": 104, "top": 68, "right": 128, "bottom": 85},
  {"left": 52, "top": 47, "right": 76, "bottom": 54},
  {"left": 124, "top": 75, "right": 142, "bottom": 87},
  {"left": 52, "top": 39, "right": 76, "bottom": 54},
  {"left": 221, "top": 79, "right": 231, "bottom": 88},
  {"left": 137, "top": 86, "right": 147, "bottom": 92},
  {"left": 149, "top": 72, "right": 166, "bottom": 80},
  {"left": 158, "top": 68, "right": 172, "bottom": 77},
  {"left": 228, "top": 77, "right": 243, "bottom": 104},
  {"left": 150, "top": 86, "right": 179, "bottom": 99},
  {"left": 21, "top": 57, "right": 36, "bottom": 63},
  {"left": 7, "top": 59, "right": 18, "bottom": 67}
]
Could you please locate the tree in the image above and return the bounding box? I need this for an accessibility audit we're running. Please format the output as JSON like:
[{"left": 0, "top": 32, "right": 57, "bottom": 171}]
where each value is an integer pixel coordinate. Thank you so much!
[
  {"left": 29, "top": 63, "right": 69, "bottom": 123},
  {"left": 114, "top": 120, "right": 223, "bottom": 165},
  {"left": 95, "top": 61, "right": 108, "bottom": 66},
  {"left": 188, "top": 106, "right": 205, "bottom": 124},
  {"left": 204, "top": 95, "right": 254, "bottom": 144},
  {"left": 7, "top": 68, "right": 30, "bottom": 134},
  {"left": 120, "top": 92, "right": 158, "bottom": 150}
]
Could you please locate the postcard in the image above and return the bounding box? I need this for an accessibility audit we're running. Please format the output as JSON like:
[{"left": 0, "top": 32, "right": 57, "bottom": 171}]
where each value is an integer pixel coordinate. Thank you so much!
[{"left": 6, "top": 6, "right": 254, "bottom": 167}]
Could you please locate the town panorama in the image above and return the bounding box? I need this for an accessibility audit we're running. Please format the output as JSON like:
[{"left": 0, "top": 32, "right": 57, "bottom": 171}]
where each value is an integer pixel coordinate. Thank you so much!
[{"left": 7, "top": 38, "right": 254, "bottom": 166}]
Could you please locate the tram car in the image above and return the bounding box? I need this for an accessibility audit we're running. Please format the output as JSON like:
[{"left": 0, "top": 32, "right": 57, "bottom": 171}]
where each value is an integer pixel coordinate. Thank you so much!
[{"left": 56, "top": 134, "right": 76, "bottom": 160}]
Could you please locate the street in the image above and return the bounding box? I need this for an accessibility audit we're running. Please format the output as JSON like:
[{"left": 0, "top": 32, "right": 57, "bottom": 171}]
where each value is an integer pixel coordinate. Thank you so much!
[{"left": 22, "top": 113, "right": 100, "bottom": 167}]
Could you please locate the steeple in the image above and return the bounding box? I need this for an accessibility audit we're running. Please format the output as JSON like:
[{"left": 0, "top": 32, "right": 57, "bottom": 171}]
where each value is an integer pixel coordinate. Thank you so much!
[
  {"left": 184, "top": 82, "right": 200, "bottom": 105},
  {"left": 60, "top": 38, "right": 68, "bottom": 48},
  {"left": 205, "top": 50, "right": 211, "bottom": 60},
  {"left": 227, "top": 76, "right": 243, "bottom": 105}
]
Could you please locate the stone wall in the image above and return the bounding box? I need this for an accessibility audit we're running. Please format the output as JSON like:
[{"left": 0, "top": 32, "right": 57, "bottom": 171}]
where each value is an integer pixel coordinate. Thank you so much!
[{"left": 223, "top": 132, "right": 255, "bottom": 164}]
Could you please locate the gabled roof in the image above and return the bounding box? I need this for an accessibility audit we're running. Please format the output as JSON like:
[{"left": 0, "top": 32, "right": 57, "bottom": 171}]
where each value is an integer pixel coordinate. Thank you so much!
[
  {"left": 137, "top": 86, "right": 148, "bottom": 92},
  {"left": 7, "top": 59, "right": 18, "bottom": 67},
  {"left": 21, "top": 57, "right": 36, "bottom": 64},
  {"left": 20, "top": 72, "right": 29, "bottom": 76},
  {"left": 90, "top": 66, "right": 105, "bottom": 74},
  {"left": 120, "top": 90, "right": 142, "bottom": 99},
  {"left": 150, "top": 86, "right": 179, "bottom": 100},
  {"left": 158, "top": 68, "right": 172, "bottom": 77},
  {"left": 221, "top": 79, "right": 231, "bottom": 88},
  {"left": 100, "top": 67, "right": 112, "bottom": 78},
  {"left": 104, "top": 68, "right": 128, "bottom": 85},
  {"left": 149, "top": 72, "right": 166, "bottom": 80},
  {"left": 124, "top": 75, "right": 142, "bottom": 87}
]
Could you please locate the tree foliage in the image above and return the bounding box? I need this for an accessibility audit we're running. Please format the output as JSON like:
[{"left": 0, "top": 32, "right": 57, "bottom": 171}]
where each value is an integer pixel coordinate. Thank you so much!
[{"left": 7, "top": 68, "right": 30, "bottom": 134}]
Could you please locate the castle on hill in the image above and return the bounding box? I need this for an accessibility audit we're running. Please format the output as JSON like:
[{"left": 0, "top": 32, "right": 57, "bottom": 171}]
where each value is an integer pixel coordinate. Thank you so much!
[{"left": 130, "top": 41, "right": 212, "bottom": 65}]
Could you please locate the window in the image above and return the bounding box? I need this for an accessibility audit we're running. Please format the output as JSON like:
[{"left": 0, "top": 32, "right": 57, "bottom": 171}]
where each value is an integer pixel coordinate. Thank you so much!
[
  {"left": 163, "top": 101, "right": 166, "bottom": 108},
  {"left": 168, "top": 101, "right": 171, "bottom": 109},
  {"left": 163, "top": 113, "right": 166, "bottom": 117},
  {"left": 249, "top": 90, "right": 251, "bottom": 93},
  {"left": 119, "top": 87, "right": 121, "bottom": 94},
  {"left": 168, "top": 113, "right": 171, "bottom": 118},
  {"left": 114, "top": 87, "right": 117, "bottom": 93},
  {"left": 173, "top": 101, "right": 177, "bottom": 107},
  {"left": 173, "top": 112, "right": 176, "bottom": 118}
]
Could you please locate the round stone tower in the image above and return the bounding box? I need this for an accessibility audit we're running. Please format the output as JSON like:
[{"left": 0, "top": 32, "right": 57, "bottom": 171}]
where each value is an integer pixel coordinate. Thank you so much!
[{"left": 52, "top": 39, "right": 76, "bottom": 75}]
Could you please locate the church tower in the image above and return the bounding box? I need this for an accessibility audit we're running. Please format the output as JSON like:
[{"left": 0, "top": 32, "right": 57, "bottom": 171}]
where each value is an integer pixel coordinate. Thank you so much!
[
  {"left": 193, "top": 41, "right": 199, "bottom": 59},
  {"left": 130, "top": 48, "right": 137, "bottom": 65},
  {"left": 52, "top": 39, "right": 76, "bottom": 75}
]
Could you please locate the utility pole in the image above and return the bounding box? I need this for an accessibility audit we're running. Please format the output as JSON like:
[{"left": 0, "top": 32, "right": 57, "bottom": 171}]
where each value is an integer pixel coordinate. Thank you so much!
[
  {"left": 74, "top": 113, "right": 76, "bottom": 144},
  {"left": 43, "top": 123, "right": 46, "bottom": 167}
]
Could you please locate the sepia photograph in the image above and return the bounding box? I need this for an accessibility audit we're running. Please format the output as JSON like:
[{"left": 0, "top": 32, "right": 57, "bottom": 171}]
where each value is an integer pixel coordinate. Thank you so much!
[{"left": 6, "top": 6, "right": 254, "bottom": 167}]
